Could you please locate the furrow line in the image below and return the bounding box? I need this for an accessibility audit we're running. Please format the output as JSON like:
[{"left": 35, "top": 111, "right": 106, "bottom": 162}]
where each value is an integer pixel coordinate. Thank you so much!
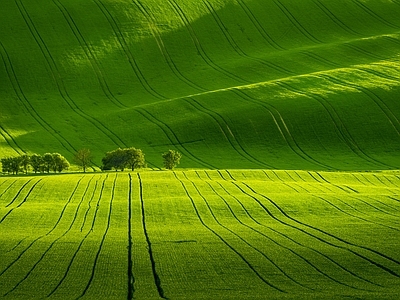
[
  {"left": 233, "top": 88, "right": 332, "bottom": 169},
  {"left": 134, "top": 107, "right": 215, "bottom": 169},
  {"left": 186, "top": 97, "right": 271, "bottom": 168},
  {"left": 236, "top": 0, "right": 284, "bottom": 50},
  {"left": 167, "top": 0, "right": 249, "bottom": 83},
  {"left": 349, "top": 195, "right": 400, "bottom": 219},
  {"left": 77, "top": 174, "right": 117, "bottom": 298},
  {"left": 316, "top": 195, "right": 399, "bottom": 232},
  {"left": 351, "top": 0, "right": 400, "bottom": 29},
  {"left": 173, "top": 172, "right": 286, "bottom": 293},
  {"left": 276, "top": 80, "right": 393, "bottom": 169},
  {"left": 0, "top": 125, "right": 24, "bottom": 155},
  {"left": 366, "top": 195, "right": 400, "bottom": 213},
  {"left": 0, "top": 41, "right": 77, "bottom": 155},
  {"left": 127, "top": 174, "right": 135, "bottom": 300},
  {"left": 137, "top": 173, "right": 167, "bottom": 299},
  {"left": 48, "top": 177, "right": 101, "bottom": 297},
  {"left": 194, "top": 178, "right": 311, "bottom": 291},
  {"left": 214, "top": 180, "right": 381, "bottom": 288},
  {"left": 300, "top": 51, "right": 339, "bottom": 68},
  {"left": 266, "top": 170, "right": 301, "bottom": 193},
  {"left": 312, "top": 0, "right": 361, "bottom": 36},
  {"left": 0, "top": 176, "right": 84, "bottom": 278},
  {"left": 95, "top": 0, "right": 166, "bottom": 100},
  {"left": 16, "top": 0, "right": 127, "bottom": 149},
  {"left": 199, "top": 178, "right": 314, "bottom": 291},
  {"left": 242, "top": 182, "right": 400, "bottom": 270},
  {"left": 317, "top": 73, "right": 400, "bottom": 138},
  {"left": 308, "top": 171, "right": 353, "bottom": 194},
  {"left": 0, "top": 180, "right": 17, "bottom": 201},
  {"left": 80, "top": 176, "right": 102, "bottom": 232},
  {"left": 4, "top": 178, "right": 34, "bottom": 208},
  {"left": 4, "top": 176, "right": 95, "bottom": 297},
  {"left": 272, "top": 0, "right": 322, "bottom": 44},
  {"left": 202, "top": 0, "right": 293, "bottom": 76},
  {"left": 0, "top": 179, "right": 41, "bottom": 225},
  {"left": 52, "top": 0, "right": 126, "bottom": 109},
  {"left": 131, "top": 1, "right": 206, "bottom": 92}
]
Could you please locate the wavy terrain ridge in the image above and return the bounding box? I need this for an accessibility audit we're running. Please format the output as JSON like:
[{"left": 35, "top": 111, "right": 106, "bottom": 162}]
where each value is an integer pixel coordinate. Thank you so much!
[{"left": 0, "top": 0, "right": 399, "bottom": 169}]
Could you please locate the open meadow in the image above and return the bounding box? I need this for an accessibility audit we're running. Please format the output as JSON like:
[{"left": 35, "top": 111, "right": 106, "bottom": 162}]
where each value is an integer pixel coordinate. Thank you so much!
[{"left": 1, "top": 170, "right": 400, "bottom": 299}]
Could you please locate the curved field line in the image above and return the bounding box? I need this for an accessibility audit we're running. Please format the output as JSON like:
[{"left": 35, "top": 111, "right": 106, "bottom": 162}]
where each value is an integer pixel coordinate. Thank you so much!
[
  {"left": 308, "top": 171, "right": 355, "bottom": 194},
  {"left": 4, "top": 176, "right": 96, "bottom": 297},
  {"left": 211, "top": 179, "right": 381, "bottom": 288},
  {"left": 127, "top": 174, "right": 135, "bottom": 299},
  {"left": 129, "top": 1, "right": 206, "bottom": 92},
  {"left": 4, "top": 178, "right": 35, "bottom": 208},
  {"left": 366, "top": 195, "right": 400, "bottom": 214},
  {"left": 137, "top": 173, "right": 167, "bottom": 299},
  {"left": 0, "top": 125, "right": 24, "bottom": 155},
  {"left": 166, "top": 0, "right": 249, "bottom": 84},
  {"left": 16, "top": 0, "right": 127, "bottom": 150},
  {"left": 312, "top": 0, "right": 361, "bottom": 36},
  {"left": 351, "top": 0, "right": 400, "bottom": 29},
  {"left": 233, "top": 89, "right": 333, "bottom": 169},
  {"left": 185, "top": 97, "right": 271, "bottom": 168},
  {"left": 134, "top": 107, "right": 216, "bottom": 169},
  {"left": 348, "top": 195, "right": 400, "bottom": 220},
  {"left": 47, "top": 176, "right": 102, "bottom": 297},
  {"left": 0, "top": 41, "right": 77, "bottom": 155},
  {"left": 0, "top": 180, "right": 17, "bottom": 201},
  {"left": 93, "top": 0, "right": 166, "bottom": 100},
  {"left": 80, "top": 176, "right": 102, "bottom": 232},
  {"left": 316, "top": 195, "right": 399, "bottom": 232},
  {"left": 235, "top": 0, "right": 284, "bottom": 50},
  {"left": 241, "top": 182, "right": 400, "bottom": 273},
  {"left": 0, "top": 179, "right": 42, "bottom": 225},
  {"left": 173, "top": 172, "right": 286, "bottom": 293},
  {"left": 52, "top": 0, "right": 126, "bottom": 109},
  {"left": 202, "top": 0, "right": 294, "bottom": 76},
  {"left": 272, "top": 0, "right": 322, "bottom": 44},
  {"left": 0, "top": 176, "right": 84, "bottom": 279},
  {"left": 275, "top": 80, "right": 394, "bottom": 169},
  {"left": 77, "top": 174, "right": 117, "bottom": 298},
  {"left": 184, "top": 173, "right": 312, "bottom": 291},
  {"left": 263, "top": 170, "right": 300, "bottom": 193},
  {"left": 316, "top": 73, "right": 400, "bottom": 138}
]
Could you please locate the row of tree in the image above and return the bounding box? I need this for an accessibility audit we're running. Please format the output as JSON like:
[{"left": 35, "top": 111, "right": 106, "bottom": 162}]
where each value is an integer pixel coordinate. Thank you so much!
[
  {"left": 100, "top": 148, "right": 182, "bottom": 171},
  {"left": 1, "top": 148, "right": 182, "bottom": 175},
  {"left": 1, "top": 153, "right": 70, "bottom": 175}
]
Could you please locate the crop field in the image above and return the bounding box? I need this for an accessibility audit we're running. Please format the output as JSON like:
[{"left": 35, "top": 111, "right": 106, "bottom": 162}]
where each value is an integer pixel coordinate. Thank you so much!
[
  {"left": 0, "top": 170, "right": 399, "bottom": 299},
  {"left": 1, "top": 0, "right": 400, "bottom": 169}
]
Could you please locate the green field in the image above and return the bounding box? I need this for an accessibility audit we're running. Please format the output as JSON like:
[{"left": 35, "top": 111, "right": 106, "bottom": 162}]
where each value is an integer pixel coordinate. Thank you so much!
[
  {"left": 1, "top": 0, "right": 400, "bottom": 299},
  {"left": 1, "top": 0, "right": 400, "bottom": 169},
  {"left": 0, "top": 170, "right": 399, "bottom": 299}
]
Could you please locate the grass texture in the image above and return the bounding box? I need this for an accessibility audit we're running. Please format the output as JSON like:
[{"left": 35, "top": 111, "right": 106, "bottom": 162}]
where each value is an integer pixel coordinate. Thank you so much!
[
  {"left": 0, "top": 0, "right": 400, "bottom": 170},
  {"left": 0, "top": 170, "right": 399, "bottom": 299}
]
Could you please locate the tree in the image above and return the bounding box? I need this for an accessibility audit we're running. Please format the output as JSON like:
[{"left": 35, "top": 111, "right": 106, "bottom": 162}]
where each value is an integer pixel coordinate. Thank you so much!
[
  {"left": 52, "top": 153, "right": 70, "bottom": 173},
  {"left": 125, "top": 147, "right": 146, "bottom": 171},
  {"left": 20, "top": 154, "right": 30, "bottom": 174},
  {"left": 102, "top": 148, "right": 128, "bottom": 171},
  {"left": 1, "top": 157, "right": 12, "bottom": 174},
  {"left": 162, "top": 150, "right": 182, "bottom": 170},
  {"left": 42, "top": 153, "right": 54, "bottom": 173},
  {"left": 74, "top": 148, "right": 92, "bottom": 173},
  {"left": 30, "top": 154, "right": 43, "bottom": 173}
]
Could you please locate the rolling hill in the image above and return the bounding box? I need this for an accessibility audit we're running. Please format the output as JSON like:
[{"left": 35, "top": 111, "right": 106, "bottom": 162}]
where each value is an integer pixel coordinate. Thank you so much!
[{"left": 1, "top": 0, "right": 400, "bottom": 170}]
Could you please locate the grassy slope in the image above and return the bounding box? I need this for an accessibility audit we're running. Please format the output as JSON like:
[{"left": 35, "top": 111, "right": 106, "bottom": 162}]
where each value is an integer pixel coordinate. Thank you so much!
[
  {"left": 0, "top": 0, "right": 400, "bottom": 169},
  {"left": 0, "top": 171, "right": 399, "bottom": 299}
]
